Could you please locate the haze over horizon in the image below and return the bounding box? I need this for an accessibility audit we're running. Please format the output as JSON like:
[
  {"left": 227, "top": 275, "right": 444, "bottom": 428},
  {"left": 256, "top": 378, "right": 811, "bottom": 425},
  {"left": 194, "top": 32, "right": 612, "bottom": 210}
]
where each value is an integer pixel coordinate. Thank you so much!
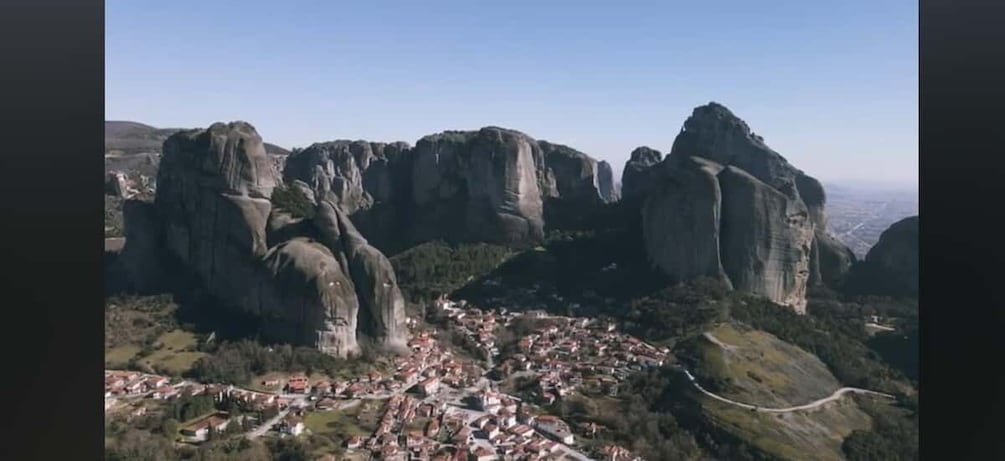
[{"left": 106, "top": 1, "right": 918, "bottom": 188}]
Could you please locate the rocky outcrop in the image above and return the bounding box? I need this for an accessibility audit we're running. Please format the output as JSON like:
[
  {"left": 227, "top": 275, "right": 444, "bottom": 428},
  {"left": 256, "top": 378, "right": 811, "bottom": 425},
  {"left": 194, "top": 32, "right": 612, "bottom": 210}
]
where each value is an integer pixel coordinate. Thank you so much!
[
  {"left": 638, "top": 103, "right": 854, "bottom": 312},
  {"left": 642, "top": 156, "right": 730, "bottom": 286},
  {"left": 621, "top": 146, "right": 663, "bottom": 202},
  {"left": 717, "top": 166, "right": 814, "bottom": 311},
  {"left": 109, "top": 199, "right": 168, "bottom": 294},
  {"left": 312, "top": 197, "right": 408, "bottom": 351},
  {"left": 597, "top": 161, "right": 620, "bottom": 202},
  {"left": 282, "top": 127, "right": 619, "bottom": 249},
  {"left": 846, "top": 216, "right": 918, "bottom": 296},
  {"left": 795, "top": 173, "right": 856, "bottom": 286},
  {"left": 539, "top": 140, "right": 614, "bottom": 204},
  {"left": 256, "top": 237, "right": 362, "bottom": 357},
  {"left": 116, "top": 121, "right": 408, "bottom": 357}
]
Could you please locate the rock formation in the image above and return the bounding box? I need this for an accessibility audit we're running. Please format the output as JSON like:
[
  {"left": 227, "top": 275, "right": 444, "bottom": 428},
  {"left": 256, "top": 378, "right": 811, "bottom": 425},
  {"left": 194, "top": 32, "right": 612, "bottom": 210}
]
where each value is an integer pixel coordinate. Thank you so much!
[
  {"left": 117, "top": 121, "right": 408, "bottom": 357},
  {"left": 636, "top": 103, "right": 856, "bottom": 312},
  {"left": 621, "top": 146, "right": 664, "bottom": 202},
  {"left": 283, "top": 127, "right": 619, "bottom": 249},
  {"left": 846, "top": 216, "right": 918, "bottom": 296}
]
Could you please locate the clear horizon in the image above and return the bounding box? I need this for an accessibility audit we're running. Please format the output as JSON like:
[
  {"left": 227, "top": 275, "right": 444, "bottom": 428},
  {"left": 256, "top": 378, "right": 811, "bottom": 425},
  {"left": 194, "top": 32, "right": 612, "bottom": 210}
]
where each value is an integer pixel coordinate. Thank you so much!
[{"left": 106, "top": 1, "right": 918, "bottom": 188}]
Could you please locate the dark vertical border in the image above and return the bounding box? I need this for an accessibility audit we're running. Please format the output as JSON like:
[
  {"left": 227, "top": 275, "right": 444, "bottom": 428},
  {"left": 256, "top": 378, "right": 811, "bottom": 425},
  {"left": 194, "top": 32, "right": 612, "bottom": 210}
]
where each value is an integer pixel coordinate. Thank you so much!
[
  {"left": 921, "top": 0, "right": 1005, "bottom": 459},
  {"left": 0, "top": 0, "right": 104, "bottom": 459}
]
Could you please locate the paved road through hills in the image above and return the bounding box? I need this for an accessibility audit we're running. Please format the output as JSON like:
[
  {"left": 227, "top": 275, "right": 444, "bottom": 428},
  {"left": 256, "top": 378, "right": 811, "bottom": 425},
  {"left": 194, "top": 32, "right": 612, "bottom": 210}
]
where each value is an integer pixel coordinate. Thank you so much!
[{"left": 681, "top": 369, "right": 894, "bottom": 413}]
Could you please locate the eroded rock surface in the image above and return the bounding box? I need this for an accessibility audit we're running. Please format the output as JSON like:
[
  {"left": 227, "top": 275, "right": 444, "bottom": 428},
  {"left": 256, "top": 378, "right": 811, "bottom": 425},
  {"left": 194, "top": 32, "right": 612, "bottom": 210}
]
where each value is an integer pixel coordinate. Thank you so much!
[
  {"left": 637, "top": 103, "right": 854, "bottom": 312},
  {"left": 621, "top": 146, "right": 664, "bottom": 202},
  {"left": 282, "top": 127, "right": 619, "bottom": 249},
  {"left": 118, "top": 121, "right": 407, "bottom": 357}
]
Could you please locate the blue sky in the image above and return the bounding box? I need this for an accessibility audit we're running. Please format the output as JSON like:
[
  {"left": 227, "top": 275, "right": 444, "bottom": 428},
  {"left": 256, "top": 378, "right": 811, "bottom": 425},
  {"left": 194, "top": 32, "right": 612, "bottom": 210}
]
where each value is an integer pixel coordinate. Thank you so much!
[{"left": 106, "top": 1, "right": 917, "bottom": 186}]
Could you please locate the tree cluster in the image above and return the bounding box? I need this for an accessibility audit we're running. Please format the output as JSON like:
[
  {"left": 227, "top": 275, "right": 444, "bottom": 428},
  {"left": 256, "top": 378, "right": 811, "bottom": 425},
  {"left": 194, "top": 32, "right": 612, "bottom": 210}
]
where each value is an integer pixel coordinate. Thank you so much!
[
  {"left": 187, "top": 340, "right": 377, "bottom": 385},
  {"left": 270, "top": 184, "right": 315, "bottom": 219},
  {"left": 390, "top": 240, "right": 515, "bottom": 303}
]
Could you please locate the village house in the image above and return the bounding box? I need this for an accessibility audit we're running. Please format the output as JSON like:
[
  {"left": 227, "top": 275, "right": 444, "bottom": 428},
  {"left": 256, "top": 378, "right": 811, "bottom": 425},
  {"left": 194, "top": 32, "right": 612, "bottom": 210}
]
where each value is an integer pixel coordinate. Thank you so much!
[
  {"left": 417, "top": 376, "right": 440, "bottom": 396},
  {"left": 315, "top": 397, "right": 338, "bottom": 411},
  {"left": 312, "top": 380, "right": 332, "bottom": 395},
  {"left": 150, "top": 386, "right": 177, "bottom": 400},
  {"left": 476, "top": 390, "right": 501, "bottom": 412},
  {"left": 452, "top": 427, "right": 473, "bottom": 445},
  {"left": 425, "top": 419, "right": 440, "bottom": 438},
  {"left": 180, "top": 414, "right": 232, "bottom": 441},
  {"left": 497, "top": 408, "right": 517, "bottom": 428},
  {"left": 345, "top": 435, "right": 363, "bottom": 450},
  {"left": 534, "top": 416, "right": 574, "bottom": 445},
  {"left": 286, "top": 374, "right": 309, "bottom": 394},
  {"left": 508, "top": 424, "right": 535, "bottom": 441},
  {"left": 144, "top": 375, "right": 169, "bottom": 389},
  {"left": 280, "top": 414, "right": 305, "bottom": 436},
  {"left": 471, "top": 446, "right": 496, "bottom": 461}
]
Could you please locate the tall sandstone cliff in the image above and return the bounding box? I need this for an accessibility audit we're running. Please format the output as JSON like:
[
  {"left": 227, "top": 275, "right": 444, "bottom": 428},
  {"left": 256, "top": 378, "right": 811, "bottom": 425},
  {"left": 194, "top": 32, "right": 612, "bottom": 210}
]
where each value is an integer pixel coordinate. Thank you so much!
[
  {"left": 282, "top": 127, "right": 618, "bottom": 250},
  {"left": 634, "top": 103, "right": 856, "bottom": 312},
  {"left": 120, "top": 122, "right": 407, "bottom": 357}
]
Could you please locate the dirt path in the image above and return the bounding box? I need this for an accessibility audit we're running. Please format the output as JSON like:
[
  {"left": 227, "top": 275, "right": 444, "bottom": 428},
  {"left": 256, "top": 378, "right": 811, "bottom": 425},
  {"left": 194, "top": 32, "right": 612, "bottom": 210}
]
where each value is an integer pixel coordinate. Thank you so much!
[{"left": 703, "top": 332, "right": 739, "bottom": 352}]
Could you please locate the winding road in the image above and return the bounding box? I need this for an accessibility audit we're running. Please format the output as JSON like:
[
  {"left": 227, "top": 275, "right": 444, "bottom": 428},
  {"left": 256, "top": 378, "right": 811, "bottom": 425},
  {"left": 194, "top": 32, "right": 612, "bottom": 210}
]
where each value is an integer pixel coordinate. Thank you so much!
[{"left": 681, "top": 369, "right": 894, "bottom": 413}]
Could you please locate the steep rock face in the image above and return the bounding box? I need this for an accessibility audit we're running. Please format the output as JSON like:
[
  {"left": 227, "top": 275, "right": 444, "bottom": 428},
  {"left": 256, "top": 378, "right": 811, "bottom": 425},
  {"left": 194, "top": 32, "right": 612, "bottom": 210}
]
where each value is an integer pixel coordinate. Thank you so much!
[
  {"left": 283, "top": 140, "right": 411, "bottom": 215},
  {"left": 642, "top": 156, "right": 729, "bottom": 286},
  {"left": 621, "top": 146, "right": 664, "bottom": 202},
  {"left": 256, "top": 238, "right": 362, "bottom": 357},
  {"left": 111, "top": 199, "right": 168, "bottom": 294},
  {"left": 717, "top": 166, "right": 813, "bottom": 313},
  {"left": 849, "top": 216, "right": 918, "bottom": 296},
  {"left": 413, "top": 127, "right": 547, "bottom": 244},
  {"left": 597, "top": 161, "right": 620, "bottom": 202},
  {"left": 640, "top": 103, "right": 851, "bottom": 311},
  {"left": 156, "top": 122, "right": 276, "bottom": 312},
  {"left": 795, "top": 173, "right": 856, "bottom": 286},
  {"left": 539, "top": 140, "right": 613, "bottom": 204},
  {"left": 142, "top": 121, "right": 407, "bottom": 357},
  {"left": 283, "top": 127, "right": 618, "bottom": 249},
  {"left": 322, "top": 199, "right": 408, "bottom": 352}
]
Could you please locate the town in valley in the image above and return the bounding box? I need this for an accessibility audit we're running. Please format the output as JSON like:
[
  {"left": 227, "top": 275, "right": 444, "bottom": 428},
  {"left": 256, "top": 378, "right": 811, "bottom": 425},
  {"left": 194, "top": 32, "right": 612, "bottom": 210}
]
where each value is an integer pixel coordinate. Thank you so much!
[{"left": 105, "top": 297, "right": 669, "bottom": 461}]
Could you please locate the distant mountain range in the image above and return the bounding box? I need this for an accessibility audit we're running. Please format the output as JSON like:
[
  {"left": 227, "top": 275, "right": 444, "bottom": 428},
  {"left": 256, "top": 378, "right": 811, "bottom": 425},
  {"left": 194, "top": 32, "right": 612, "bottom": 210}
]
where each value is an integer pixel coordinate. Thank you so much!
[{"left": 105, "top": 121, "right": 290, "bottom": 156}]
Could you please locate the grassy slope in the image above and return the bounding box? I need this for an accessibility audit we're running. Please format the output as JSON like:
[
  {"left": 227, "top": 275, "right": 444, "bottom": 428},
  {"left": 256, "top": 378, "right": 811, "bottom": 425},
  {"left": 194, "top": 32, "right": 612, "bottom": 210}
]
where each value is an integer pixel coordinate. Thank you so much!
[
  {"left": 684, "top": 323, "right": 874, "bottom": 461},
  {"left": 305, "top": 400, "right": 384, "bottom": 440},
  {"left": 697, "top": 324, "right": 840, "bottom": 407},
  {"left": 104, "top": 295, "right": 206, "bottom": 374}
]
